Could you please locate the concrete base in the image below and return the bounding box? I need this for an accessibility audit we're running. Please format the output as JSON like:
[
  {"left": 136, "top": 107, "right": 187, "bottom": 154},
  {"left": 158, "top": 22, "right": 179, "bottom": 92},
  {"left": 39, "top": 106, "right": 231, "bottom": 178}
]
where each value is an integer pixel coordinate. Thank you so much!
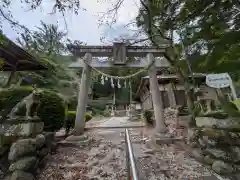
[
  {"left": 59, "top": 135, "right": 91, "bottom": 146},
  {"left": 153, "top": 132, "right": 184, "bottom": 145},
  {"left": 65, "top": 135, "right": 88, "bottom": 141},
  {"left": 154, "top": 137, "right": 184, "bottom": 145}
]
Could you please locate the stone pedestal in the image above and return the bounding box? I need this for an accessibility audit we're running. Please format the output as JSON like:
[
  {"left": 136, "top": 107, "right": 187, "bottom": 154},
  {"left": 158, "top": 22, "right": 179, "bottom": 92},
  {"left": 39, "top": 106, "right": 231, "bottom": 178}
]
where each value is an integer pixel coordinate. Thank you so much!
[
  {"left": 166, "top": 83, "right": 176, "bottom": 107},
  {"left": 59, "top": 135, "right": 91, "bottom": 147},
  {"left": 195, "top": 116, "right": 240, "bottom": 129},
  {"left": 7, "top": 131, "right": 55, "bottom": 180},
  {"left": 0, "top": 116, "right": 44, "bottom": 166},
  {"left": 1, "top": 116, "right": 44, "bottom": 138}
]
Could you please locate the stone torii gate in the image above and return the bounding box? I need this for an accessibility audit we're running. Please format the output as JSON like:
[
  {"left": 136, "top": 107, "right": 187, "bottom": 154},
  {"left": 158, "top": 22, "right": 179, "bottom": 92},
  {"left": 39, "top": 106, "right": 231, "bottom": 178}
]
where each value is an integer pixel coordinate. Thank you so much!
[{"left": 68, "top": 43, "right": 170, "bottom": 136}]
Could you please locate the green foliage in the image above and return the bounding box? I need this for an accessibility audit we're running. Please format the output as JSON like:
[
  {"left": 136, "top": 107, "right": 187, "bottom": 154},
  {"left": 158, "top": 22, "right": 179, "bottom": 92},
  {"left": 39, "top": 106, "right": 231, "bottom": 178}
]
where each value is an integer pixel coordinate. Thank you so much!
[
  {"left": 91, "top": 108, "right": 110, "bottom": 117},
  {"left": 218, "top": 94, "right": 240, "bottom": 117},
  {"left": 16, "top": 21, "right": 67, "bottom": 56},
  {"left": 102, "top": 110, "right": 111, "bottom": 117},
  {"left": 38, "top": 90, "right": 65, "bottom": 131},
  {"left": 0, "top": 32, "right": 4, "bottom": 45},
  {"left": 0, "top": 31, "right": 8, "bottom": 46},
  {"left": 66, "top": 111, "right": 92, "bottom": 128},
  {"left": 20, "top": 72, "right": 52, "bottom": 87},
  {"left": 0, "top": 86, "right": 65, "bottom": 131},
  {"left": 17, "top": 56, "right": 77, "bottom": 90},
  {"left": 85, "top": 113, "right": 92, "bottom": 121},
  {"left": 137, "top": 0, "right": 240, "bottom": 75},
  {"left": 232, "top": 100, "right": 240, "bottom": 111},
  {"left": 0, "top": 58, "right": 4, "bottom": 71},
  {"left": 0, "top": 1, "right": 81, "bottom": 34},
  {"left": 0, "top": 86, "right": 33, "bottom": 117},
  {"left": 92, "top": 81, "right": 112, "bottom": 98},
  {"left": 89, "top": 102, "right": 107, "bottom": 111},
  {"left": 115, "top": 87, "right": 130, "bottom": 104},
  {"left": 199, "top": 111, "right": 229, "bottom": 119},
  {"left": 14, "top": 22, "right": 79, "bottom": 94},
  {"left": 143, "top": 110, "right": 154, "bottom": 125},
  {"left": 91, "top": 68, "right": 144, "bottom": 101},
  {"left": 137, "top": 0, "right": 240, "bottom": 126},
  {"left": 68, "top": 97, "right": 78, "bottom": 110},
  {"left": 67, "top": 111, "right": 76, "bottom": 128}
]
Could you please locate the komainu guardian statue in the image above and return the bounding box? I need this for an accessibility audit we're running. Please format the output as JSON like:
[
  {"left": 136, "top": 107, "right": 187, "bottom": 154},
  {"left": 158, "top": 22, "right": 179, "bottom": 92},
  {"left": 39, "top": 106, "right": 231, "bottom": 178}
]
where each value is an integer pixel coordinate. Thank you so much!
[{"left": 8, "top": 85, "right": 41, "bottom": 119}]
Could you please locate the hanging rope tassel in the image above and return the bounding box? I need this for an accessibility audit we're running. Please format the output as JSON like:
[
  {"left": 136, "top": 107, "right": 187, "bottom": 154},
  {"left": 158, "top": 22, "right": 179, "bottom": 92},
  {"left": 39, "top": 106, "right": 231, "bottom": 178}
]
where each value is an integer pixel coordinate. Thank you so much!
[
  {"left": 124, "top": 80, "right": 127, "bottom": 88},
  {"left": 111, "top": 78, "right": 114, "bottom": 88},
  {"left": 117, "top": 79, "right": 121, "bottom": 88},
  {"left": 101, "top": 75, "right": 105, "bottom": 85}
]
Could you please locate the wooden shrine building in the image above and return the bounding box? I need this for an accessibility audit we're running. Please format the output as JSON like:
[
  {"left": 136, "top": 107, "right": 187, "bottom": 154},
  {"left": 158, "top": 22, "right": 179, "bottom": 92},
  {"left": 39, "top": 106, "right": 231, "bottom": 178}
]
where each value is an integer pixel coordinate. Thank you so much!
[
  {"left": 136, "top": 72, "right": 221, "bottom": 113},
  {"left": 0, "top": 36, "right": 47, "bottom": 71},
  {"left": 0, "top": 36, "right": 47, "bottom": 86}
]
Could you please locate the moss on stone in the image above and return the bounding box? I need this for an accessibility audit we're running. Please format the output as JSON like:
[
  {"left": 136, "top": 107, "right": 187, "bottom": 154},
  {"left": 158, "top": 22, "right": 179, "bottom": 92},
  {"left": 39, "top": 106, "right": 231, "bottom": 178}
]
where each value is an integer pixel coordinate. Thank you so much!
[
  {"left": 200, "top": 111, "right": 229, "bottom": 119},
  {"left": 201, "top": 128, "right": 222, "bottom": 138}
]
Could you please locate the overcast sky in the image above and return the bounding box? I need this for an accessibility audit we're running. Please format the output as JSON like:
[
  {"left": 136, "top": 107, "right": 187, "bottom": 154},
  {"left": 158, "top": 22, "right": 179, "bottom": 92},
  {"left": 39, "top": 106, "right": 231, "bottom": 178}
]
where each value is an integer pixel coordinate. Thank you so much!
[{"left": 2, "top": 0, "right": 141, "bottom": 45}]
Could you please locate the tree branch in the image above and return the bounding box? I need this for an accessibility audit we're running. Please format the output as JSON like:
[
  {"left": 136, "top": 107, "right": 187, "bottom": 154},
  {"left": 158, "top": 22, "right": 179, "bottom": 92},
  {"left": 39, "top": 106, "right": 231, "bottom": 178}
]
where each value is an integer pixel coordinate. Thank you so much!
[
  {"left": 98, "top": 0, "right": 125, "bottom": 27},
  {"left": 0, "top": 7, "right": 31, "bottom": 33}
]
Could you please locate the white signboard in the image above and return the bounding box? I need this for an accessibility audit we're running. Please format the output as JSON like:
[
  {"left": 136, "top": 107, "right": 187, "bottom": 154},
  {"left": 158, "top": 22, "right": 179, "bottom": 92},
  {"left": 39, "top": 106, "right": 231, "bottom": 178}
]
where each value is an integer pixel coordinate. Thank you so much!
[
  {"left": 135, "top": 104, "right": 142, "bottom": 110},
  {"left": 206, "top": 73, "right": 231, "bottom": 89}
]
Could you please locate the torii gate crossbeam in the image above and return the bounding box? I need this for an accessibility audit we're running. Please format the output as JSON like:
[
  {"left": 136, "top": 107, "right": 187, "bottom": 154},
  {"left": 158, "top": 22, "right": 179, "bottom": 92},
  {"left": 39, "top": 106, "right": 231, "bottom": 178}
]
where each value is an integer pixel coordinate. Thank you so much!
[{"left": 68, "top": 44, "right": 169, "bottom": 57}]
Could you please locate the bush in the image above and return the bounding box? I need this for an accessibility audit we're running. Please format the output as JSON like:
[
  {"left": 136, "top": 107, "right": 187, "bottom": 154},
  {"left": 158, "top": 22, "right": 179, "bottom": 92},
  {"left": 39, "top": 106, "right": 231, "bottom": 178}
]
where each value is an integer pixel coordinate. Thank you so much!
[
  {"left": 102, "top": 110, "right": 111, "bottom": 117},
  {"left": 38, "top": 90, "right": 65, "bottom": 131},
  {"left": 89, "top": 102, "right": 107, "bottom": 111},
  {"left": 232, "top": 100, "right": 240, "bottom": 111},
  {"left": 0, "top": 86, "right": 65, "bottom": 131},
  {"left": 67, "top": 111, "right": 76, "bottom": 128},
  {"left": 68, "top": 96, "right": 78, "bottom": 110},
  {"left": 67, "top": 111, "right": 92, "bottom": 128},
  {"left": 0, "top": 86, "right": 33, "bottom": 117},
  {"left": 143, "top": 110, "right": 154, "bottom": 125},
  {"left": 85, "top": 113, "right": 92, "bottom": 121},
  {"left": 199, "top": 111, "right": 228, "bottom": 119},
  {"left": 91, "top": 108, "right": 110, "bottom": 117}
]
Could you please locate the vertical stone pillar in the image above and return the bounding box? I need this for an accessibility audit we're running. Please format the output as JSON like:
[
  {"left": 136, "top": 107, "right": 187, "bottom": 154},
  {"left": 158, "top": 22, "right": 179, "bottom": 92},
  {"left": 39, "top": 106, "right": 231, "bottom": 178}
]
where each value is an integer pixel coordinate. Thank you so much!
[
  {"left": 74, "top": 53, "right": 92, "bottom": 135},
  {"left": 167, "top": 83, "right": 176, "bottom": 107},
  {"left": 230, "top": 82, "right": 238, "bottom": 100},
  {"left": 147, "top": 53, "right": 167, "bottom": 135},
  {"left": 206, "top": 99, "right": 212, "bottom": 112}
]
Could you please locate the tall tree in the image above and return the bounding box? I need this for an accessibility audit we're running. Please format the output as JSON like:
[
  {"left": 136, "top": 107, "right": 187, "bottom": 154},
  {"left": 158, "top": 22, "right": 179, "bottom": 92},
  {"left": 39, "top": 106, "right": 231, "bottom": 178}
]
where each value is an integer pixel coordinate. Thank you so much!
[
  {"left": 136, "top": 0, "right": 240, "bottom": 126},
  {"left": 17, "top": 21, "right": 67, "bottom": 57},
  {"left": 15, "top": 22, "right": 78, "bottom": 90},
  {"left": 137, "top": 0, "right": 240, "bottom": 74},
  {"left": 0, "top": 1, "right": 81, "bottom": 33}
]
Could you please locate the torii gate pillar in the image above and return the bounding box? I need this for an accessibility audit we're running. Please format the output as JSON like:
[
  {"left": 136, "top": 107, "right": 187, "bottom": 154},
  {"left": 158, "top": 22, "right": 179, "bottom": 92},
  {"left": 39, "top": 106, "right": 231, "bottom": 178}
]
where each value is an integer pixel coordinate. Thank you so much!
[
  {"left": 147, "top": 53, "right": 167, "bottom": 135},
  {"left": 74, "top": 53, "right": 92, "bottom": 135}
]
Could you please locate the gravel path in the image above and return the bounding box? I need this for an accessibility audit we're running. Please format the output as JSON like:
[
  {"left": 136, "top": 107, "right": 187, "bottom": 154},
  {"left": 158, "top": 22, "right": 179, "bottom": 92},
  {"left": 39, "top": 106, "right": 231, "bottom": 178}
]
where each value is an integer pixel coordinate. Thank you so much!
[
  {"left": 85, "top": 116, "right": 145, "bottom": 128},
  {"left": 36, "top": 125, "right": 221, "bottom": 180}
]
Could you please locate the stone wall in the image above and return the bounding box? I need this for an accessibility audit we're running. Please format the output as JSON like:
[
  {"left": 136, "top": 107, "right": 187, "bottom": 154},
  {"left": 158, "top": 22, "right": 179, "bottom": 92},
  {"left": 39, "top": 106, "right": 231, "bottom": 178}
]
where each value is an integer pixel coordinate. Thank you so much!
[
  {"left": 0, "top": 117, "right": 56, "bottom": 180},
  {"left": 0, "top": 117, "right": 44, "bottom": 149},
  {"left": 188, "top": 116, "right": 240, "bottom": 175},
  {"left": 5, "top": 132, "right": 55, "bottom": 180},
  {"left": 164, "top": 108, "right": 188, "bottom": 137}
]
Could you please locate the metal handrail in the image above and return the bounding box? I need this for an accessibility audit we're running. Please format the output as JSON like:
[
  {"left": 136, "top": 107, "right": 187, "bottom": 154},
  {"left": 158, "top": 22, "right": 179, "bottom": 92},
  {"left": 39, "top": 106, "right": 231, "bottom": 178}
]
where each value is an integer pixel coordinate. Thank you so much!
[{"left": 125, "top": 128, "right": 139, "bottom": 180}]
